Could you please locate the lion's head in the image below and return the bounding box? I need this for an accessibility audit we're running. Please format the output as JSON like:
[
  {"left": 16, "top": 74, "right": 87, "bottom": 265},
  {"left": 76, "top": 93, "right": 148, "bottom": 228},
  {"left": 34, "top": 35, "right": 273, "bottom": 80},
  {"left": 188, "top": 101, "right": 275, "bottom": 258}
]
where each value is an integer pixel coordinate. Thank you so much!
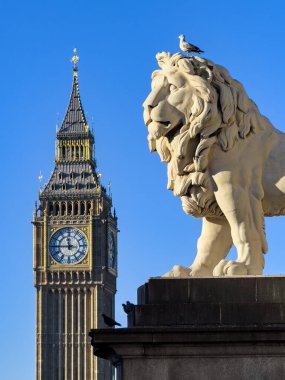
[{"left": 143, "top": 52, "right": 269, "bottom": 217}]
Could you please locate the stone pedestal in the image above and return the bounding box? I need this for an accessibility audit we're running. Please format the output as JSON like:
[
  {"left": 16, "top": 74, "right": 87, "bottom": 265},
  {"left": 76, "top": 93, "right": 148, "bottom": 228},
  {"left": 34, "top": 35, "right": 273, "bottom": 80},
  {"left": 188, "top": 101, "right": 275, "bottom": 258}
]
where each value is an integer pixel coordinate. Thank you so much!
[{"left": 90, "top": 277, "right": 285, "bottom": 380}]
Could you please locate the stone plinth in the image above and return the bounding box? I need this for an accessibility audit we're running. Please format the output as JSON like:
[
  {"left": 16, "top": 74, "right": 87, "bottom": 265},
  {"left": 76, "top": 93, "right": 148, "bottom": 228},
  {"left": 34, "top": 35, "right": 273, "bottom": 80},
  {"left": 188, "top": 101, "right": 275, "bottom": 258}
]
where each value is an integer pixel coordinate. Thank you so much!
[{"left": 90, "top": 277, "right": 285, "bottom": 380}]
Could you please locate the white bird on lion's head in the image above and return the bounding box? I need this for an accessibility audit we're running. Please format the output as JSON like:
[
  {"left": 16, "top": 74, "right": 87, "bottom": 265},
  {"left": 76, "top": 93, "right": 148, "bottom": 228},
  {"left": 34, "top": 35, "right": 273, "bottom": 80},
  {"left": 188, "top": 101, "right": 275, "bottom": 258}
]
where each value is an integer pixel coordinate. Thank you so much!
[{"left": 178, "top": 34, "right": 204, "bottom": 55}]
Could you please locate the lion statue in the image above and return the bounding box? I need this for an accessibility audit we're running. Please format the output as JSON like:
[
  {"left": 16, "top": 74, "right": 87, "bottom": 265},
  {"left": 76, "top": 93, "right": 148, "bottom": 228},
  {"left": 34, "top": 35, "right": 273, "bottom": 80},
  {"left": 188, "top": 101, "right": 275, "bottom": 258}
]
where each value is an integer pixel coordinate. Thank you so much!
[{"left": 143, "top": 52, "right": 285, "bottom": 277}]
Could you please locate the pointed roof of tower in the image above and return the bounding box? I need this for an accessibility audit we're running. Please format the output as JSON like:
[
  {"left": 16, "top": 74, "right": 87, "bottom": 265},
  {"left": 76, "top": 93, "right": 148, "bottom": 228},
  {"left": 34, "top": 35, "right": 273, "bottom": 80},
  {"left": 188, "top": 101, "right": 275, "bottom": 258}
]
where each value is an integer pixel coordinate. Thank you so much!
[{"left": 57, "top": 49, "right": 89, "bottom": 136}]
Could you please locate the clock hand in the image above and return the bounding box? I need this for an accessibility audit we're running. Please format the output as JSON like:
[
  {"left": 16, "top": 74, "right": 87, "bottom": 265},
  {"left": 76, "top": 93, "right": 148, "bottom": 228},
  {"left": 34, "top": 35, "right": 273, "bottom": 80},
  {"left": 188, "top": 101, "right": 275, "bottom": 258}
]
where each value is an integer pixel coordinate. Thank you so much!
[
  {"left": 50, "top": 245, "right": 69, "bottom": 248},
  {"left": 66, "top": 237, "right": 75, "bottom": 250},
  {"left": 50, "top": 244, "right": 73, "bottom": 248}
]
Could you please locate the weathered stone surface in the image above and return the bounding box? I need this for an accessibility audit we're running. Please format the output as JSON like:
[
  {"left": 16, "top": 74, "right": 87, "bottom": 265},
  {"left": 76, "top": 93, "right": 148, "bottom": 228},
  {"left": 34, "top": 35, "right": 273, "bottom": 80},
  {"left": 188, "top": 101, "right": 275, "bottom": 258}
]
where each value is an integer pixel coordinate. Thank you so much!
[
  {"left": 134, "top": 278, "right": 285, "bottom": 328},
  {"left": 90, "top": 326, "right": 285, "bottom": 380},
  {"left": 90, "top": 277, "right": 285, "bottom": 379},
  {"left": 139, "top": 277, "right": 285, "bottom": 305}
]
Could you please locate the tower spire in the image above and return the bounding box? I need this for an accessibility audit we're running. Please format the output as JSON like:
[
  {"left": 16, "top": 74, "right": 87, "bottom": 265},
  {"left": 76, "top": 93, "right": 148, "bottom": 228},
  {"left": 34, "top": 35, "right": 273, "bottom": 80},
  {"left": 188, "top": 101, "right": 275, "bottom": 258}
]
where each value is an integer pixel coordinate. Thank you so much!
[
  {"left": 53, "top": 49, "right": 95, "bottom": 165},
  {"left": 57, "top": 48, "right": 90, "bottom": 135}
]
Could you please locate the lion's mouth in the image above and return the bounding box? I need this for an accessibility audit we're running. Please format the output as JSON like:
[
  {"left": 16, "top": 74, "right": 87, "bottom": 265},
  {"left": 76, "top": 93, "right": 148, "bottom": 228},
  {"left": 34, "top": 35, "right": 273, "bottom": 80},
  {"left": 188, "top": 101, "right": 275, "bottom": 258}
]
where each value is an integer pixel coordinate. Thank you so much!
[
  {"left": 146, "top": 119, "right": 170, "bottom": 128},
  {"left": 165, "top": 121, "right": 184, "bottom": 141},
  {"left": 147, "top": 119, "right": 184, "bottom": 140},
  {"left": 158, "top": 121, "right": 170, "bottom": 127}
]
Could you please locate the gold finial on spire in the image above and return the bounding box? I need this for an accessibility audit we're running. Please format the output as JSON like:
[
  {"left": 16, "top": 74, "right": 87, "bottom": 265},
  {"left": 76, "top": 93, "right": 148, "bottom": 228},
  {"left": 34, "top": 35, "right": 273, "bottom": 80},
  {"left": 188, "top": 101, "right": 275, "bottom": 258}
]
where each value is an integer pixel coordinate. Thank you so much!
[{"left": 71, "top": 48, "right": 80, "bottom": 74}]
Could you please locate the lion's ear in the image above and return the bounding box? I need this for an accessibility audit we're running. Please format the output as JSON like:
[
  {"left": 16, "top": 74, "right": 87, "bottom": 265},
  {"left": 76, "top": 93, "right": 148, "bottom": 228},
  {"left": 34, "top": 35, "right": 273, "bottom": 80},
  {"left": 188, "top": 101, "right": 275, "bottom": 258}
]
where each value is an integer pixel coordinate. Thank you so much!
[
  {"left": 156, "top": 52, "right": 172, "bottom": 68},
  {"left": 198, "top": 66, "right": 213, "bottom": 82},
  {"left": 177, "top": 59, "right": 194, "bottom": 74}
]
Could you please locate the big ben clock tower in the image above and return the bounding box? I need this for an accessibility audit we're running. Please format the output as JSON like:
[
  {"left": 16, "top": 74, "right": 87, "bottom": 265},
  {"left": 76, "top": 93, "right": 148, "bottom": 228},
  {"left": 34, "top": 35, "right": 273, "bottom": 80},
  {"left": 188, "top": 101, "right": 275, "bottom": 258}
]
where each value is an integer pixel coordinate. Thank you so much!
[{"left": 33, "top": 50, "right": 118, "bottom": 380}]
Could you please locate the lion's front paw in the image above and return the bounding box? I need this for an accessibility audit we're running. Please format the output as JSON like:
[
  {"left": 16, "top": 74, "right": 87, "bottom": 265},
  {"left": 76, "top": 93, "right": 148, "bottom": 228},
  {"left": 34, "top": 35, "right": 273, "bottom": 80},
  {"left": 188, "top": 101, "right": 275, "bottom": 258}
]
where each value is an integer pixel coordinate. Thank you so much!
[
  {"left": 213, "top": 260, "right": 248, "bottom": 276},
  {"left": 162, "top": 265, "right": 191, "bottom": 278}
]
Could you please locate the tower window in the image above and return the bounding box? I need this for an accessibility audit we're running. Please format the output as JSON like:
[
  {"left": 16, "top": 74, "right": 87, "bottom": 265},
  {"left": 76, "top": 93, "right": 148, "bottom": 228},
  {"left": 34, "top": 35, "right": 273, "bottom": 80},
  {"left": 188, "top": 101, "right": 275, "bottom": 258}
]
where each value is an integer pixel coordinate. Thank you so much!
[
  {"left": 68, "top": 202, "right": 72, "bottom": 215},
  {"left": 59, "top": 173, "right": 62, "bottom": 180},
  {"left": 74, "top": 291, "right": 78, "bottom": 333},
  {"left": 75, "top": 182, "right": 78, "bottom": 190},
  {"left": 87, "top": 202, "right": 91, "bottom": 215},
  {"left": 55, "top": 203, "right": 60, "bottom": 215},
  {"left": 70, "top": 172, "right": 73, "bottom": 179},
  {"left": 49, "top": 203, "right": 54, "bottom": 215},
  {"left": 80, "top": 202, "right": 85, "bottom": 215},
  {"left": 62, "top": 146, "right": 66, "bottom": 159},
  {"left": 61, "top": 202, "right": 66, "bottom": 215},
  {"left": 67, "top": 147, "right": 70, "bottom": 160},
  {"left": 76, "top": 146, "right": 79, "bottom": 159},
  {"left": 74, "top": 202, "right": 78, "bottom": 215},
  {"left": 81, "top": 172, "right": 84, "bottom": 179},
  {"left": 80, "top": 145, "right": 84, "bottom": 159},
  {"left": 51, "top": 184, "right": 55, "bottom": 191}
]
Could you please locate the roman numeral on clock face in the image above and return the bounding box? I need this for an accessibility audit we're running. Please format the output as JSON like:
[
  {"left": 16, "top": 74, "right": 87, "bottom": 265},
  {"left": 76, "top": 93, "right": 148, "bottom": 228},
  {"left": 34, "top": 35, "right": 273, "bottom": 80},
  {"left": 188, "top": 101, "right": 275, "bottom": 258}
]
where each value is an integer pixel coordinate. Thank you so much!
[{"left": 49, "top": 227, "right": 88, "bottom": 264}]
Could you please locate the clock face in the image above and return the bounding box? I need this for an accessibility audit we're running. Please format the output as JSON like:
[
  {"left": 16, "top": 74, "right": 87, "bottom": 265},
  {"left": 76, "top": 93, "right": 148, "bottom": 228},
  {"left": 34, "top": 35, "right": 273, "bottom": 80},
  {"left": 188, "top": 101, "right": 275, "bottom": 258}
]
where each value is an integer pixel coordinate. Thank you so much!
[
  {"left": 49, "top": 227, "right": 88, "bottom": 264},
  {"left": 108, "top": 231, "right": 116, "bottom": 269}
]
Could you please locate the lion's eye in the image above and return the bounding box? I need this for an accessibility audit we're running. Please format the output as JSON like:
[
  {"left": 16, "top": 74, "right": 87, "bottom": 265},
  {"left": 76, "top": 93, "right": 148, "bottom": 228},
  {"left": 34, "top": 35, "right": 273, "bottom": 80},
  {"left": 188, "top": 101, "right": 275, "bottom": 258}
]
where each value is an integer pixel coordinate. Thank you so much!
[{"left": 169, "top": 84, "right": 177, "bottom": 93}]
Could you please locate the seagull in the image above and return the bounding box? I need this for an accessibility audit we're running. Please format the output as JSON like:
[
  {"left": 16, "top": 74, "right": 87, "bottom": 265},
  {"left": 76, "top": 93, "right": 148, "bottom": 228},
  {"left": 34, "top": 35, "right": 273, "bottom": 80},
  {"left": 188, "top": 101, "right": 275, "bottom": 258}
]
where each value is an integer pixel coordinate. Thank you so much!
[
  {"left": 102, "top": 313, "right": 121, "bottom": 327},
  {"left": 122, "top": 301, "right": 135, "bottom": 314},
  {"left": 178, "top": 34, "right": 204, "bottom": 55}
]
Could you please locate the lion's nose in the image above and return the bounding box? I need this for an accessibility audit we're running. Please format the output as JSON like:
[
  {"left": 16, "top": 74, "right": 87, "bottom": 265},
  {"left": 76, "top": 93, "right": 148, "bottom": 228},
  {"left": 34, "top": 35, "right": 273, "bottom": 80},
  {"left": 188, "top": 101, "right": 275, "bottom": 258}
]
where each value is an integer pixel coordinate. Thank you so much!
[
  {"left": 143, "top": 103, "right": 156, "bottom": 124},
  {"left": 143, "top": 91, "right": 161, "bottom": 110},
  {"left": 143, "top": 106, "right": 153, "bottom": 125}
]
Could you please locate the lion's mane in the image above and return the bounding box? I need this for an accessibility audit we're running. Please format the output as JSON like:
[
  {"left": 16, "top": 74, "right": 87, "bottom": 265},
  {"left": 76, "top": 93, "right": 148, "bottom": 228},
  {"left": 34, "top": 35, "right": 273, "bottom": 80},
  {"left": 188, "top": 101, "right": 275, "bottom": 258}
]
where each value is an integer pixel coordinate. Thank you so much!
[{"left": 153, "top": 52, "right": 273, "bottom": 217}]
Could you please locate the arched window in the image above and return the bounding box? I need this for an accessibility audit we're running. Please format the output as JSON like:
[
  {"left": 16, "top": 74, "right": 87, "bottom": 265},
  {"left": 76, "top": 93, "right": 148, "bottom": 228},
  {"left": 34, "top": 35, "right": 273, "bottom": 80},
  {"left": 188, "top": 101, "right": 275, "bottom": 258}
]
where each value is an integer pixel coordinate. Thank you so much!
[
  {"left": 67, "top": 147, "right": 70, "bottom": 160},
  {"left": 62, "top": 146, "right": 66, "bottom": 159},
  {"left": 55, "top": 203, "right": 60, "bottom": 215},
  {"left": 80, "top": 145, "right": 84, "bottom": 159},
  {"left": 74, "top": 202, "right": 78, "bottom": 215},
  {"left": 71, "top": 146, "right": 75, "bottom": 160},
  {"left": 49, "top": 203, "right": 54, "bottom": 215},
  {"left": 76, "top": 146, "right": 79, "bottom": 159},
  {"left": 61, "top": 202, "right": 66, "bottom": 215},
  {"left": 68, "top": 202, "right": 72, "bottom": 215},
  {"left": 87, "top": 202, "right": 91, "bottom": 215},
  {"left": 80, "top": 202, "right": 85, "bottom": 215}
]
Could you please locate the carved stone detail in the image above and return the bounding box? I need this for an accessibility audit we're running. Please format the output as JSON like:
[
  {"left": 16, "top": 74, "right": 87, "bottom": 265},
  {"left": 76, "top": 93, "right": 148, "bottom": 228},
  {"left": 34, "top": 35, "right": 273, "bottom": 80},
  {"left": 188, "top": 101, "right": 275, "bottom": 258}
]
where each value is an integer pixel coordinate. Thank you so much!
[{"left": 143, "top": 51, "right": 285, "bottom": 277}]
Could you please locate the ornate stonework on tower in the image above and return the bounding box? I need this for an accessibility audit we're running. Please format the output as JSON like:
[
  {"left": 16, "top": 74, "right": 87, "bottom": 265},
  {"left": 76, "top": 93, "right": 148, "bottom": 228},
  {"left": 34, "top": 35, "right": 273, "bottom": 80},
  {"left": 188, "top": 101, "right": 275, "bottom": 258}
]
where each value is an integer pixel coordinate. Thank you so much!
[{"left": 33, "top": 50, "right": 117, "bottom": 380}]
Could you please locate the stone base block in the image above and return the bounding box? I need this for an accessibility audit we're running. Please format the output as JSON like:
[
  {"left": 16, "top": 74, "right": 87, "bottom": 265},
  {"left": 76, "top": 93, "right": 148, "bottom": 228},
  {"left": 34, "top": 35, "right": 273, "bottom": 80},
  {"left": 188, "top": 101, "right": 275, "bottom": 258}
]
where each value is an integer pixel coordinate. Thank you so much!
[{"left": 90, "top": 277, "right": 285, "bottom": 380}]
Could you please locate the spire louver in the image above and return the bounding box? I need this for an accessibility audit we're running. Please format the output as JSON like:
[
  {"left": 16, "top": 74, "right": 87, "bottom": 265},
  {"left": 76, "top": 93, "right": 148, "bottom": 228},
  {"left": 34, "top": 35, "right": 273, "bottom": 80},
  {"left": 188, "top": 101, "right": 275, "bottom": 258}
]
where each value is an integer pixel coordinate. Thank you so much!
[{"left": 58, "top": 72, "right": 89, "bottom": 135}]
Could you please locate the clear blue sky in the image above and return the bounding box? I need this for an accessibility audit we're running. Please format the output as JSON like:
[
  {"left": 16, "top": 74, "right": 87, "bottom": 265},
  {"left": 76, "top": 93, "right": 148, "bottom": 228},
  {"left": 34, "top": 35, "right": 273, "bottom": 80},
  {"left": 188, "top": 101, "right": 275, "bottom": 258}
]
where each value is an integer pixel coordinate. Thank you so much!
[{"left": 1, "top": 0, "right": 285, "bottom": 378}]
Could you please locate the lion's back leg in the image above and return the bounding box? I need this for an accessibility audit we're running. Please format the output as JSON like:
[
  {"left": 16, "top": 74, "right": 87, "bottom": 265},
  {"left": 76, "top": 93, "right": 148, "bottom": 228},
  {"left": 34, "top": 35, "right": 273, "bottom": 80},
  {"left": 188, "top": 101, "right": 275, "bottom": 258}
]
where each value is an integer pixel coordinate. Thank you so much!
[
  {"left": 190, "top": 216, "right": 233, "bottom": 276},
  {"left": 212, "top": 178, "right": 266, "bottom": 276}
]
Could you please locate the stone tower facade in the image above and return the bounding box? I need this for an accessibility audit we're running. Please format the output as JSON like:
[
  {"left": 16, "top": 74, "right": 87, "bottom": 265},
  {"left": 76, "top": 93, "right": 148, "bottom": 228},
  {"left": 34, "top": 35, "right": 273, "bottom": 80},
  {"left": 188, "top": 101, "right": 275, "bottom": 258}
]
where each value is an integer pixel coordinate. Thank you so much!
[{"left": 33, "top": 54, "right": 117, "bottom": 380}]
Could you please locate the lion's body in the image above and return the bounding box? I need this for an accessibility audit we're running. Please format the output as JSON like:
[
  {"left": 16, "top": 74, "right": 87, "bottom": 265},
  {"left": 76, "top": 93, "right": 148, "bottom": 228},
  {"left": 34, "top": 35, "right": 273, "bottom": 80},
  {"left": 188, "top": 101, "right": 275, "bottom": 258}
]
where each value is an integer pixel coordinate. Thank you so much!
[
  {"left": 143, "top": 52, "right": 285, "bottom": 276},
  {"left": 210, "top": 126, "right": 285, "bottom": 217},
  {"left": 262, "top": 131, "right": 285, "bottom": 215}
]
